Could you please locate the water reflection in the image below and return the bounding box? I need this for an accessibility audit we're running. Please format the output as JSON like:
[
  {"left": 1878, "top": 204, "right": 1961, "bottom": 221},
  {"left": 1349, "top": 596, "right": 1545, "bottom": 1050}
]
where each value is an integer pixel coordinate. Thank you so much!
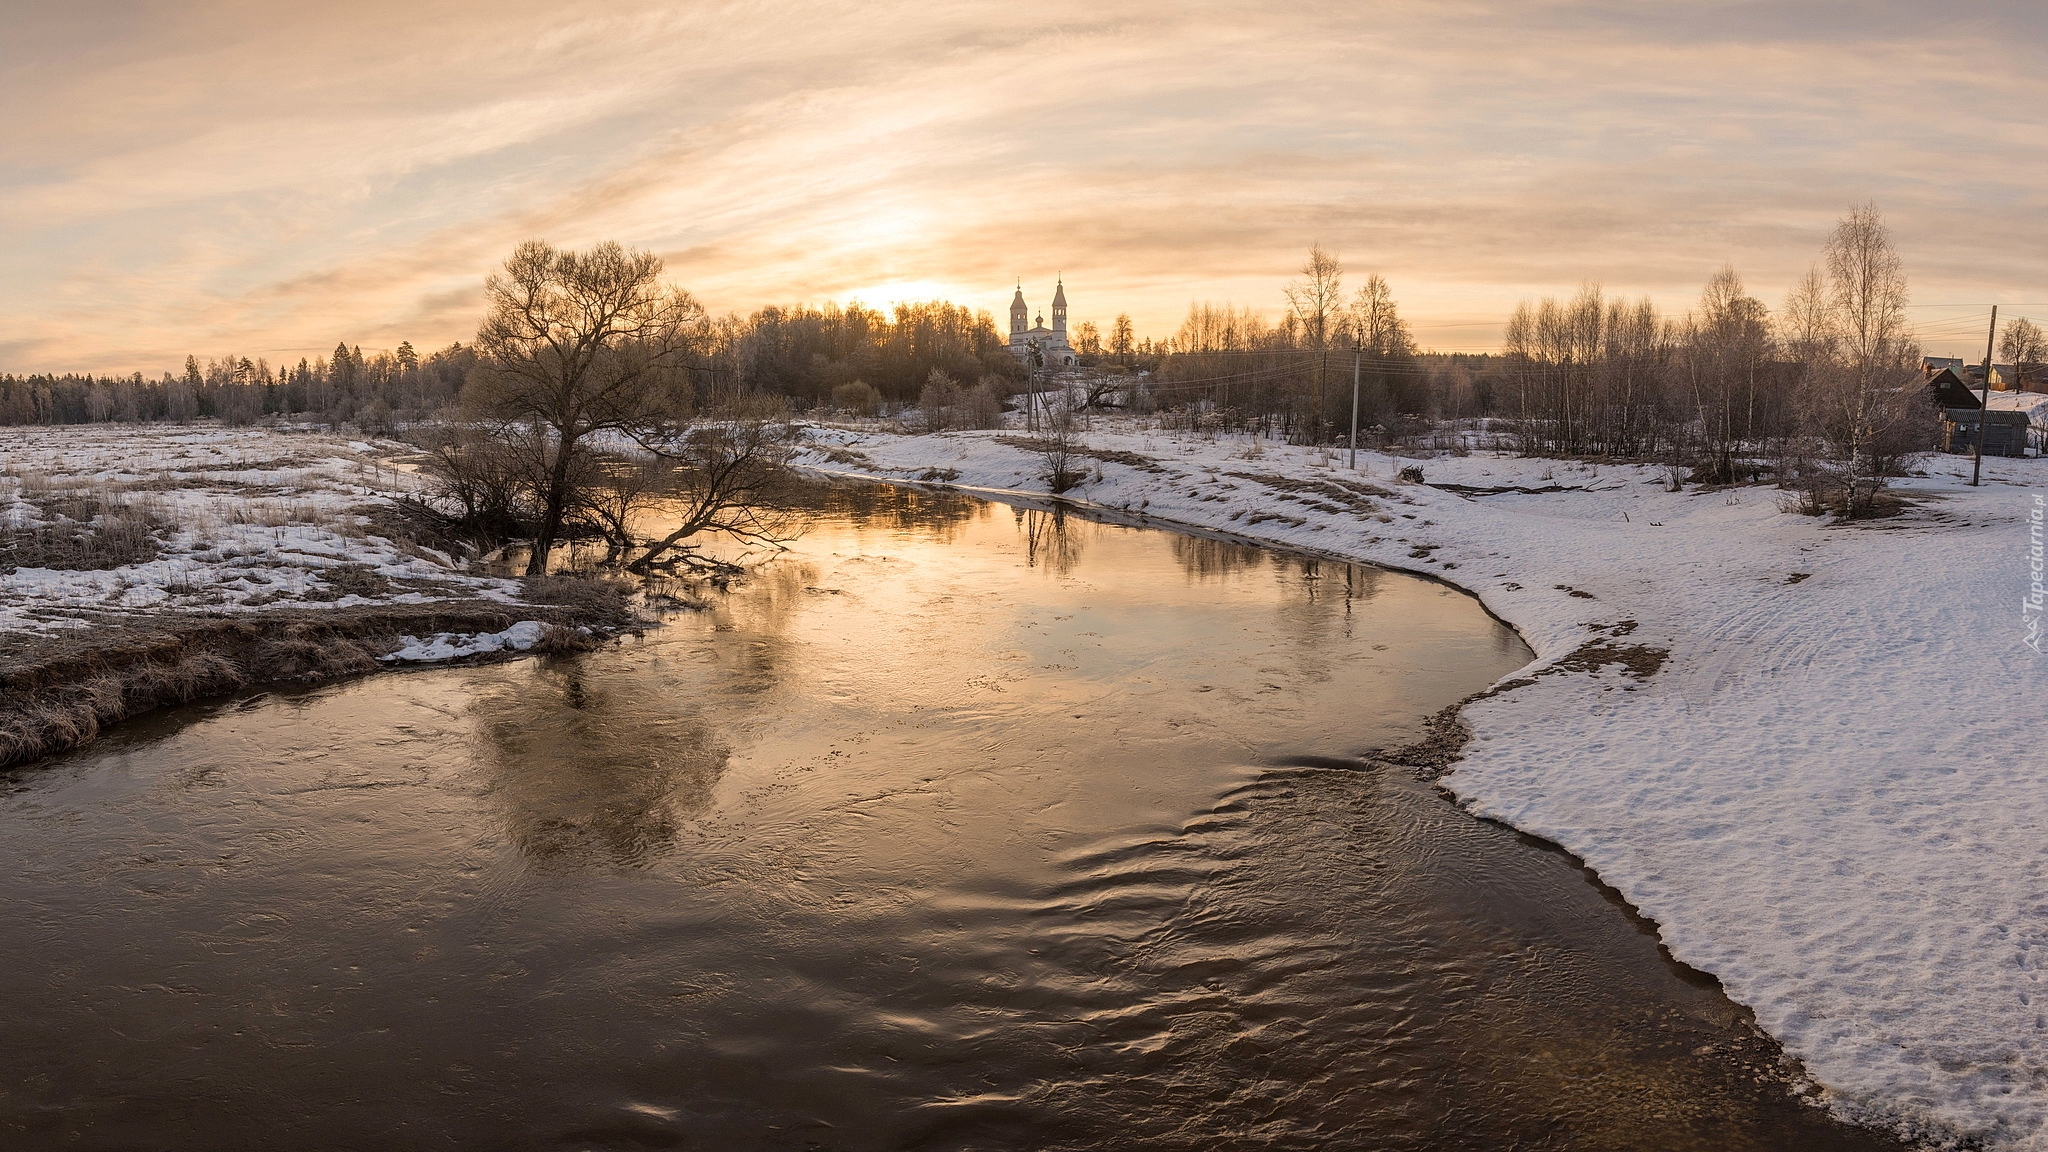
[
  {"left": 470, "top": 663, "right": 727, "bottom": 867},
  {"left": 1016, "top": 504, "right": 1085, "bottom": 574},
  {"left": 786, "top": 481, "right": 987, "bottom": 539},
  {"left": 701, "top": 560, "right": 818, "bottom": 694},
  {"left": 1169, "top": 534, "right": 1267, "bottom": 581}
]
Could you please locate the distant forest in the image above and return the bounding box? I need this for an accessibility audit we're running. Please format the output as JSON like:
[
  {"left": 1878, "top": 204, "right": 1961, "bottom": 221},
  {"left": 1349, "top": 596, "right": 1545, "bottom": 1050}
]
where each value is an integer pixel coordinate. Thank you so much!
[{"left": 0, "top": 300, "right": 1049, "bottom": 431}]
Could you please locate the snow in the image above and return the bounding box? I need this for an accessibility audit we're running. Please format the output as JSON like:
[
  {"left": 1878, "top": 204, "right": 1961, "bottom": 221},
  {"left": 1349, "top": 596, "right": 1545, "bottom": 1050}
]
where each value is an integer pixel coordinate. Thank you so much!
[
  {"left": 378, "top": 620, "right": 551, "bottom": 663},
  {"left": 1988, "top": 392, "right": 2048, "bottom": 453},
  {"left": 795, "top": 418, "right": 2048, "bottom": 1150},
  {"left": 1987, "top": 392, "right": 2048, "bottom": 423},
  {"left": 0, "top": 424, "right": 521, "bottom": 633}
]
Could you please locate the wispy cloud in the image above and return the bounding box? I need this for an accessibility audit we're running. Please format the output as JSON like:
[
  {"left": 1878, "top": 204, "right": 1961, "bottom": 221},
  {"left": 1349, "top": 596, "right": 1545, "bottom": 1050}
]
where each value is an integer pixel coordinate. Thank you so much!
[{"left": 4, "top": 0, "right": 2044, "bottom": 371}]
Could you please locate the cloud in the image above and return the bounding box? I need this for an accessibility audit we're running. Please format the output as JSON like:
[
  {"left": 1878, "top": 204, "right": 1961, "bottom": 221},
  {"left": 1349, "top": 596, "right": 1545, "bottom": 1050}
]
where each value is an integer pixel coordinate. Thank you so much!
[{"left": 3, "top": 0, "right": 2043, "bottom": 372}]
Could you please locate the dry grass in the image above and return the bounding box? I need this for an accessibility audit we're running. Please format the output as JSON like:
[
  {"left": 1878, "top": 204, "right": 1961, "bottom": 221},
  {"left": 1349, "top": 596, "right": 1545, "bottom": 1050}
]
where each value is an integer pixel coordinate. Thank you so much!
[
  {"left": 0, "top": 491, "right": 167, "bottom": 572},
  {"left": 0, "top": 600, "right": 631, "bottom": 769},
  {"left": 518, "top": 573, "right": 637, "bottom": 625}
]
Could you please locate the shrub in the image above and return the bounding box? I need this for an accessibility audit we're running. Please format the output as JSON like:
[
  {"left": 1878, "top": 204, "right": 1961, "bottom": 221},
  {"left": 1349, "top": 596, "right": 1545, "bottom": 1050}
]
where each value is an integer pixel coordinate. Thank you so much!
[{"left": 831, "top": 380, "right": 883, "bottom": 416}]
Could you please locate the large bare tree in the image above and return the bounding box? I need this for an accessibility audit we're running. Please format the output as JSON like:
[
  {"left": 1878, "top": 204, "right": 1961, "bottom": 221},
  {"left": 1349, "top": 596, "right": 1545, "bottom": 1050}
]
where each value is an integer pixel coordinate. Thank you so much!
[
  {"left": 1285, "top": 245, "right": 1344, "bottom": 434},
  {"left": 1814, "top": 204, "right": 1922, "bottom": 512},
  {"left": 1678, "top": 267, "right": 1774, "bottom": 483},
  {"left": 469, "top": 240, "right": 703, "bottom": 574},
  {"left": 2001, "top": 317, "right": 2046, "bottom": 389}
]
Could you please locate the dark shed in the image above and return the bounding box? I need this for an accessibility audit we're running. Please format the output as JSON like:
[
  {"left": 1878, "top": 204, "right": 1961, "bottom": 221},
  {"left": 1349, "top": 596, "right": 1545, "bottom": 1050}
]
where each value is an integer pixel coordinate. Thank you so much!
[{"left": 1941, "top": 408, "right": 2029, "bottom": 457}]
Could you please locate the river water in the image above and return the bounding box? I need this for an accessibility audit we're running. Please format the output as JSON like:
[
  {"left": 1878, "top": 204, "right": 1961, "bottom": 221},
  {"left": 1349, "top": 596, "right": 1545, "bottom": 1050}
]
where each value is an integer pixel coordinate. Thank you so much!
[{"left": 0, "top": 484, "right": 1903, "bottom": 1151}]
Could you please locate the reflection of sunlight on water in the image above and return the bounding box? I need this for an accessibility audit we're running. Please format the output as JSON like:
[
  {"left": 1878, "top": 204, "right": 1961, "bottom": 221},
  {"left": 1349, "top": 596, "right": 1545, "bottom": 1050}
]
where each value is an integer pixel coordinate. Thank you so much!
[{"left": 470, "top": 663, "right": 727, "bottom": 867}]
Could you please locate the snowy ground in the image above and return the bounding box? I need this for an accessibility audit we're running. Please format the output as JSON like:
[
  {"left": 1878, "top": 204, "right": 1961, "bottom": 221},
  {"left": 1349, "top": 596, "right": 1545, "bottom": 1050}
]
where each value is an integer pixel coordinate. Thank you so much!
[
  {"left": 796, "top": 419, "right": 2046, "bottom": 1150},
  {"left": 0, "top": 424, "right": 521, "bottom": 635}
]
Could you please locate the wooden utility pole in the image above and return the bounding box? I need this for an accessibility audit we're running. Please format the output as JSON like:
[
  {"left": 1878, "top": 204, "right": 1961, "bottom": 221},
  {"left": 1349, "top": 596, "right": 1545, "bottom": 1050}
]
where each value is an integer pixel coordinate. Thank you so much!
[
  {"left": 1348, "top": 347, "right": 1361, "bottom": 470},
  {"left": 1973, "top": 305, "right": 1997, "bottom": 486}
]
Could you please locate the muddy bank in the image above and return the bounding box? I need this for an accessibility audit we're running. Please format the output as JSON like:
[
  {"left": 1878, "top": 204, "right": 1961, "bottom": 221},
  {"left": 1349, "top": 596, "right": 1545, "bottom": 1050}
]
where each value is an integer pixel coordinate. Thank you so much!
[{"left": 0, "top": 582, "right": 638, "bottom": 769}]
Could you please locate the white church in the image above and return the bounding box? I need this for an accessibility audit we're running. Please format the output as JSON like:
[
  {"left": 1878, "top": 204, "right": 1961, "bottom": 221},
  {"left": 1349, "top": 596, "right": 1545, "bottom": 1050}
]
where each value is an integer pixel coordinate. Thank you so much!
[{"left": 1006, "top": 280, "right": 1077, "bottom": 368}]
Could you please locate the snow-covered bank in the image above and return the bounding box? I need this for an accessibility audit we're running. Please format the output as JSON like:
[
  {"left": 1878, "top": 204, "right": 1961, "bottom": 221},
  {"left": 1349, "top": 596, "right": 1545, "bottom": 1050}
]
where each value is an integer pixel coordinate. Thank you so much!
[{"left": 796, "top": 421, "right": 2046, "bottom": 1149}]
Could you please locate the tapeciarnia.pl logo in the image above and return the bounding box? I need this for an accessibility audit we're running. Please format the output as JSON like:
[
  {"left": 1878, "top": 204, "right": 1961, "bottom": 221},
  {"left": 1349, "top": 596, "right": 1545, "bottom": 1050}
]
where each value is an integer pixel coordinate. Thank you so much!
[{"left": 2027, "top": 494, "right": 2045, "bottom": 654}]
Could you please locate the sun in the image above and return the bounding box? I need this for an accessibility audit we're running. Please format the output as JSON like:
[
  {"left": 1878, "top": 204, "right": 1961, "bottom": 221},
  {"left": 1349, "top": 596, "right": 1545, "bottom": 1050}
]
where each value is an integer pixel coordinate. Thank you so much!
[{"left": 841, "top": 278, "right": 971, "bottom": 311}]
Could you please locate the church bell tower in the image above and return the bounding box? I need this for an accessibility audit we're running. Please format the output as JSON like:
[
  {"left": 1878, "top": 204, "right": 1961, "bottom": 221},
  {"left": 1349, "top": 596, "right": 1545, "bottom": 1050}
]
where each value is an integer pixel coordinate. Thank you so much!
[
  {"left": 1050, "top": 277, "right": 1067, "bottom": 336},
  {"left": 1010, "top": 284, "right": 1029, "bottom": 336}
]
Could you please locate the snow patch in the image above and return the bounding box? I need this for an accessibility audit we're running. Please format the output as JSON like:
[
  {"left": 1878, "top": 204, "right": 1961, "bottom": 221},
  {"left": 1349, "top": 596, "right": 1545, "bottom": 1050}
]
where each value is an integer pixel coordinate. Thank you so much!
[{"left": 379, "top": 620, "right": 550, "bottom": 663}]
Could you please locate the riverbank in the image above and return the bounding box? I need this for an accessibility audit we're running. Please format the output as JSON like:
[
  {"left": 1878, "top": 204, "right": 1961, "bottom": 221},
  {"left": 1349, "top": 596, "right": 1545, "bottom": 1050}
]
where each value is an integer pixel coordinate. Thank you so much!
[
  {"left": 795, "top": 419, "right": 2045, "bottom": 1151},
  {"left": 0, "top": 598, "right": 629, "bottom": 768},
  {"left": 0, "top": 425, "right": 637, "bottom": 767}
]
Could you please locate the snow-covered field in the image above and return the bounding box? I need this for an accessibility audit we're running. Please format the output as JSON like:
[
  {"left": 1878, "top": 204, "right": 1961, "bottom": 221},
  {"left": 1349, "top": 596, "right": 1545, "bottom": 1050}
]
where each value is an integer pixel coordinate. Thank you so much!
[
  {"left": 797, "top": 420, "right": 2045, "bottom": 1150},
  {"left": 0, "top": 425, "right": 519, "bottom": 635}
]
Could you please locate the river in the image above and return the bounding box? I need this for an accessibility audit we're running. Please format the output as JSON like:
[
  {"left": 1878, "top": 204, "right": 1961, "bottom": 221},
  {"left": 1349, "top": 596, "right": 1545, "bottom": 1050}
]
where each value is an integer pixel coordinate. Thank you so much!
[{"left": 0, "top": 483, "right": 1903, "bottom": 1150}]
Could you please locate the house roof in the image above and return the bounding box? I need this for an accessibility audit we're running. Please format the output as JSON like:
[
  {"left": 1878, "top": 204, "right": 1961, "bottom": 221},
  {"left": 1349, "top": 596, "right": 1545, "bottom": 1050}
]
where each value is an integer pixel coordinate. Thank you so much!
[
  {"left": 1945, "top": 408, "right": 2031, "bottom": 425},
  {"left": 1927, "top": 371, "right": 1982, "bottom": 408}
]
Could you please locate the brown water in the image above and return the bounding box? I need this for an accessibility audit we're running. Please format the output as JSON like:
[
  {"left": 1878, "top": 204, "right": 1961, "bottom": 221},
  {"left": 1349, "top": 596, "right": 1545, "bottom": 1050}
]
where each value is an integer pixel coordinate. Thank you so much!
[{"left": 0, "top": 486, "right": 1905, "bottom": 1151}]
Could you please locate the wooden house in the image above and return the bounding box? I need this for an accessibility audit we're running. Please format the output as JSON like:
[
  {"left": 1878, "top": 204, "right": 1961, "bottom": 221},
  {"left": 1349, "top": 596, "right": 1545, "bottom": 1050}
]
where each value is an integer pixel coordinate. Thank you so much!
[
  {"left": 1925, "top": 366, "right": 1984, "bottom": 410},
  {"left": 1941, "top": 408, "right": 2029, "bottom": 457}
]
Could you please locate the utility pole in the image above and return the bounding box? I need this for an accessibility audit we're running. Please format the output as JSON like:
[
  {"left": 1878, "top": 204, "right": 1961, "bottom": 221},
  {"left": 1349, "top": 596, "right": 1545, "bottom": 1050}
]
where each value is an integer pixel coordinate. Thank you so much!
[
  {"left": 1027, "top": 347, "right": 1039, "bottom": 434},
  {"left": 1348, "top": 346, "right": 1361, "bottom": 470},
  {"left": 1973, "top": 305, "right": 1997, "bottom": 486}
]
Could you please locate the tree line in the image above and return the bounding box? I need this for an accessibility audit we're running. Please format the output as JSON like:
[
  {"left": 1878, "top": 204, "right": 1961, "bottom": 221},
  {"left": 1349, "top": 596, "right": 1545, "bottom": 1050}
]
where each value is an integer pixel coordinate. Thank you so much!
[
  {"left": 0, "top": 300, "right": 1035, "bottom": 430},
  {"left": 0, "top": 343, "right": 478, "bottom": 430},
  {"left": 1142, "top": 206, "right": 2029, "bottom": 515}
]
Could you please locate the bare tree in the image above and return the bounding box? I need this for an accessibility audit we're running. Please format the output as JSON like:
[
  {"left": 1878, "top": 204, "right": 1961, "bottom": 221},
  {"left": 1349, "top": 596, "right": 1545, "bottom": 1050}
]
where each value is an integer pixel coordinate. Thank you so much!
[
  {"left": 1348, "top": 274, "right": 1411, "bottom": 357},
  {"left": 1287, "top": 245, "right": 1345, "bottom": 353},
  {"left": 1678, "top": 267, "right": 1774, "bottom": 483},
  {"left": 919, "top": 368, "right": 963, "bottom": 432},
  {"left": 468, "top": 240, "right": 704, "bottom": 574},
  {"left": 584, "top": 455, "right": 671, "bottom": 563},
  {"left": 1072, "top": 320, "right": 1102, "bottom": 357},
  {"left": 628, "top": 405, "right": 799, "bottom": 573},
  {"left": 1779, "top": 266, "right": 1836, "bottom": 365},
  {"left": 1345, "top": 273, "right": 1415, "bottom": 432},
  {"left": 1804, "top": 204, "right": 1924, "bottom": 514},
  {"left": 1285, "top": 244, "right": 1344, "bottom": 438},
  {"left": 2001, "top": 317, "right": 2046, "bottom": 389},
  {"left": 1033, "top": 391, "right": 1085, "bottom": 494}
]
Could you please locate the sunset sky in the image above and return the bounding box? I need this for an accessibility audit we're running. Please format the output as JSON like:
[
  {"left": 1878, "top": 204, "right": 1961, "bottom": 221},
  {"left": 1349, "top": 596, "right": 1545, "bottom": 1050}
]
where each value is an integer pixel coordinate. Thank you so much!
[{"left": 5, "top": 0, "right": 2044, "bottom": 374}]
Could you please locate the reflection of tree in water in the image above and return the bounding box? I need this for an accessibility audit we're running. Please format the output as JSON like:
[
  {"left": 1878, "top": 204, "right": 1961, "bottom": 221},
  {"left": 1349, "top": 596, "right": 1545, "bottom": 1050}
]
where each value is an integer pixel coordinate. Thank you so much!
[
  {"left": 777, "top": 480, "right": 986, "bottom": 540},
  {"left": 699, "top": 559, "right": 816, "bottom": 694},
  {"left": 1170, "top": 535, "right": 1268, "bottom": 582},
  {"left": 471, "top": 664, "right": 727, "bottom": 868},
  {"left": 1015, "top": 505, "right": 1085, "bottom": 575},
  {"left": 1274, "top": 558, "right": 1384, "bottom": 646}
]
